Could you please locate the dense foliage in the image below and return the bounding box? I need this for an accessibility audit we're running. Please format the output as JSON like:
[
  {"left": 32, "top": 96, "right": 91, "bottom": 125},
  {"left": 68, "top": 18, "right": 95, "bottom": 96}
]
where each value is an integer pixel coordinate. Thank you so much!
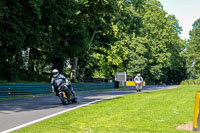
[
  {"left": 186, "top": 18, "right": 200, "bottom": 79},
  {"left": 0, "top": 0, "right": 189, "bottom": 84},
  {"left": 181, "top": 79, "right": 200, "bottom": 85}
]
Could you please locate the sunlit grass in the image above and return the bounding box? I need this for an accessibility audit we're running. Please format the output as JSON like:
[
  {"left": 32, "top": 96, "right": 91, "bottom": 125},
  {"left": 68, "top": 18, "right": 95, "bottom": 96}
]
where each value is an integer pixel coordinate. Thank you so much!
[{"left": 12, "top": 85, "right": 199, "bottom": 133}]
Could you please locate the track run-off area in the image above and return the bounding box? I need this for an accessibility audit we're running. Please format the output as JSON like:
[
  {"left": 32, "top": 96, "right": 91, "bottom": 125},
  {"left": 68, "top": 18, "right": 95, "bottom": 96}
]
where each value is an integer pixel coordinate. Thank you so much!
[{"left": 0, "top": 85, "right": 179, "bottom": 133}]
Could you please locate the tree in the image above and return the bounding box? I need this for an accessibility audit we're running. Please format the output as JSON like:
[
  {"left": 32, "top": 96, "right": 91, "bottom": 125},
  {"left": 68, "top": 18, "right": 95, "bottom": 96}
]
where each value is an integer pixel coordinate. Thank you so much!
[
  {"left": 40, "top": 0, "right": 82, "bottom": 73},
  {"left": 126, "top": 36, "right": 149, "bottom": 77},
  {"left": 186, "top": 18, "right": 200, "bottom": 78},
  {"left": 0, "top": 0, "right": 33, "bottom": 81},
  {"left": 84, "top": 0, "right": 143, "bottom": 79},
  {"left": 0, "top": 0, "right": 187, "bottom": 84},
  {"left": 127, "top": 0, "right": 185, "bottom": 84}
]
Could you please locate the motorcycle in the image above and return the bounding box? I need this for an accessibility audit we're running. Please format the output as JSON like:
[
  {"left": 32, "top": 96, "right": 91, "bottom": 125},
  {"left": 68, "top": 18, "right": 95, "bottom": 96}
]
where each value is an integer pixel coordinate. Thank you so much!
[
  {"left": 53, "top": 79, "right": 77, "bottom": 105},
  {"left": 135, "top": 81, "right": 143, "bottom": 92}
]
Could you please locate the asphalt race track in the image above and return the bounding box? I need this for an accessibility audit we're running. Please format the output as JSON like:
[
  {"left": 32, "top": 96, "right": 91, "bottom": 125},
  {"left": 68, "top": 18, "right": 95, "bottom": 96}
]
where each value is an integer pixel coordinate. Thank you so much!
[{"left": 0, "top": 85, "right": 179, "bottom": 133}]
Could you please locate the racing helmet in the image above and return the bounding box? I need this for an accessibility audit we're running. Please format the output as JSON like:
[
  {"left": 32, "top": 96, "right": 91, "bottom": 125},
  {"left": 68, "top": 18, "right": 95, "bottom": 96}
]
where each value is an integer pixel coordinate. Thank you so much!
[
  {"left": 137, "top": 73, "right": 141, "bottom": 77},
  {"left": 52, "top": 69, "right": 59, "bottom": 77}
]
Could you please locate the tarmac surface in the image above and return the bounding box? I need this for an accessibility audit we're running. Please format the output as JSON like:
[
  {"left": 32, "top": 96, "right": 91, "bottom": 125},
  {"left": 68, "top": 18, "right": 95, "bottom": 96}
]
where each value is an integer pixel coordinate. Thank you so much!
[{"left": 0, "top": 85, "right": 179, "bottom": 132}]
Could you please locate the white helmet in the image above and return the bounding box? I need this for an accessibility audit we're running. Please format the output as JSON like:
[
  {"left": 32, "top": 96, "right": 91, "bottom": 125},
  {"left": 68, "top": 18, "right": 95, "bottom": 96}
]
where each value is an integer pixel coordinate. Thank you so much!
[
  {"left": 52, "top": 69, "right": 59, "bottom": 77},
  {"left": 137, "top": 73, "right": 141, "bottom": 76}
]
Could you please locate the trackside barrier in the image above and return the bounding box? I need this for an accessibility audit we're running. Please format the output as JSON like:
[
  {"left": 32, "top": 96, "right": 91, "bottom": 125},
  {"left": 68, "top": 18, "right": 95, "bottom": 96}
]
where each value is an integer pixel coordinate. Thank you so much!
[
  {"left": 0, "top": 82, "right": 115, "bottom": 98},
  {"left": 193, "top": 91, "right": 200, "bottom": 131},
  {"left": 0, "top": 84, "right": 51, "bottom": 98}
]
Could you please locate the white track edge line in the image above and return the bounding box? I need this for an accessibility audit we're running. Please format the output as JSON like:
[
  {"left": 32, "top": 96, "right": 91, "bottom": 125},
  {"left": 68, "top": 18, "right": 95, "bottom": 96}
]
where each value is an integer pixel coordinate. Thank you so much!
[{"left": 1, "top": 95, "right": 123, "bottom": 133}]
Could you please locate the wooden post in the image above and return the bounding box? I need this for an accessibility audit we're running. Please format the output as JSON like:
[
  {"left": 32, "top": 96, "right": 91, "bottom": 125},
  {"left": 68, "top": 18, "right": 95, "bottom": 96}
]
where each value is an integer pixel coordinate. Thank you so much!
[{"left": 74, "top": 57, "right": 78, "bottom": 82}]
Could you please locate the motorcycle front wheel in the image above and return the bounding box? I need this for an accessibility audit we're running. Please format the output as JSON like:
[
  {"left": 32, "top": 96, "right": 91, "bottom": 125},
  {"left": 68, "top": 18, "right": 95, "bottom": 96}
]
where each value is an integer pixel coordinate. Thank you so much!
[
  {"left": 59, "top": 92, "right": 69, "bottom": 105},
  {"left": 136, "top": 85, "right": 139, "bottom": 92}
]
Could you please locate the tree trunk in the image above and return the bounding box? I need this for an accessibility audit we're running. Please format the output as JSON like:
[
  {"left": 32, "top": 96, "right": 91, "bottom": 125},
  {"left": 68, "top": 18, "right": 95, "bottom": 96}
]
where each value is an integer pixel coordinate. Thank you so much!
[
  {"left": 91, "top": 30, "right": 96, "bottom": 42},
  {"left": 28, "top": 48, "right": 35, "bottom": 72},
  {"left": 74, "top": 57, "right": 78, "bottom": 82},
  {"left": 70, "top": 57, "right": 79, "bottom": 82},
  {"left": 81, "top": 68, "right": 85, "bottom": 81}
]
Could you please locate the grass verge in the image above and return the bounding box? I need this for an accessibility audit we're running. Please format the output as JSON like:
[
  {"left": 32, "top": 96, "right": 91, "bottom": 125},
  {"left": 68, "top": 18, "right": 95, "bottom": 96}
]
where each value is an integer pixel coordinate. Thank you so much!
[{"left": 12, "top": 85, "right": 198, "bottom": 133}]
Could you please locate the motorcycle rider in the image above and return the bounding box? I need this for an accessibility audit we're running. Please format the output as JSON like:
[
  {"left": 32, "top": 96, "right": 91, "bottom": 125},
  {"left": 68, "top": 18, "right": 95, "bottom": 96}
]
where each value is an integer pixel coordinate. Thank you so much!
[
  {"left": 51, "top": 69, "right": 76, "bottom": 97},
  {"left": 134, "top": 73, "right": 143, "bottom": 91},
  {"left": 134, "top": 73, "right": 143, "bottom": 82}
]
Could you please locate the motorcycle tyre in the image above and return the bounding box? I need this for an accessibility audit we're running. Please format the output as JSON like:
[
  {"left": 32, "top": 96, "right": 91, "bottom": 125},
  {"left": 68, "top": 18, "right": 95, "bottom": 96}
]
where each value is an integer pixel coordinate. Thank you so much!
[
  {"left": 136, "top": 85, "right": 139, "bottom": 92},
  {"left": 72, "top": 98, "right": 78, "bottom": 103},
  {"left": 59, "top": 93, "right": 69, "bottom": 105}
]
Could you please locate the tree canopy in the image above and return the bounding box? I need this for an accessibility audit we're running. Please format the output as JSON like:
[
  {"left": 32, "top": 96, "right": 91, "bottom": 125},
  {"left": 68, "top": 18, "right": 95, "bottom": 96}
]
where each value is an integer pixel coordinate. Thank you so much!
[
  {"left": 0, "top": 0, "right": 188, "bottom": 84},
  {"left": 186, "top": 18, "right": 200, "bottom": 79}
]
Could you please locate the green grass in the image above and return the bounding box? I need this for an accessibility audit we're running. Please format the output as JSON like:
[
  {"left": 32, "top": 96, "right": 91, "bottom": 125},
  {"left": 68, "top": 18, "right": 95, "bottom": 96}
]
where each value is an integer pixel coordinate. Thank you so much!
[{"left": 12, "top": 85, "right": 198, "bottom": 133}]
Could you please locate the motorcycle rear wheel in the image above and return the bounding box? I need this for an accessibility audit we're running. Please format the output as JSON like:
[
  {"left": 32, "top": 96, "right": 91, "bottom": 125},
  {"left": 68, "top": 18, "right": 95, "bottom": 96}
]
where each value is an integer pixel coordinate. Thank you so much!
[{"left": 72, "top": 98, "right": 78, "bottom": 103}]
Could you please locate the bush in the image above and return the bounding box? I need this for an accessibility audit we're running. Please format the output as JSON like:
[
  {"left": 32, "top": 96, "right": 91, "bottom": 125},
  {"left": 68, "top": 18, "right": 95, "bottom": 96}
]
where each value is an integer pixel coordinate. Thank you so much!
[{"left": 180, "top": 79, "right": 200, "bottom": 85}]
